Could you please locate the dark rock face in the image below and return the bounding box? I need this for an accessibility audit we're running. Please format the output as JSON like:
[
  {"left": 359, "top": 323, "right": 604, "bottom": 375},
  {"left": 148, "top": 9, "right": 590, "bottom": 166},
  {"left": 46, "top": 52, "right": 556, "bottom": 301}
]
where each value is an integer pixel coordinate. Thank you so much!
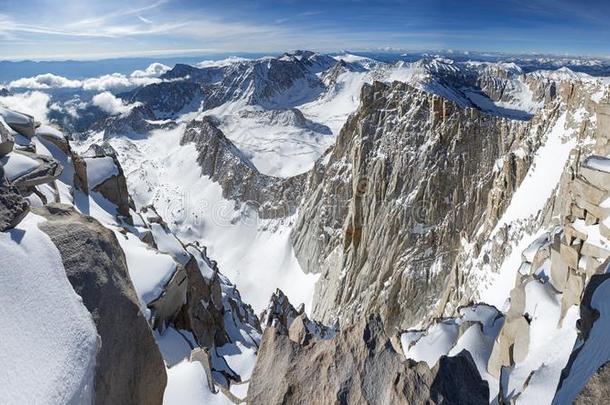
[
  {"left": 174, "top": 254, "right": 227, "bottom": 348},
  {"left": 248, "top": 314, "right": 488, "bottom": 405},
  {"left": 35, "top": 204, "right": 167, "bottom": 405},
  {"left": 122, "top": 81, "right": 205, "bottom": 117},
  {"left": 96, "top": 105, "right": 173, "bottom": 139},
  {"left": 0, "top": 179, "right": 29, "bottom": 231},
  {"left": 181, "top": 117, "right": 305, "bottom": 218},
  {"left": 430, "top": 351, "right": 490, "bottom": 405}
]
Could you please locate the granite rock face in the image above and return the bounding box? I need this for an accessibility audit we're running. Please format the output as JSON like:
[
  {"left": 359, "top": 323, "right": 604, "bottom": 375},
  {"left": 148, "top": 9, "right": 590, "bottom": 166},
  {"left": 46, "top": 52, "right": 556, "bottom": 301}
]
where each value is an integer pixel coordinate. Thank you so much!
[
  {"left": 291, "top": 80, "right": 535, "bottom": 331},
  {"left": 248, "top": 313, "right": 489, "bottom": 405},
  {"left": 36, "top": 203, "right": 167, "bottom": 405}
]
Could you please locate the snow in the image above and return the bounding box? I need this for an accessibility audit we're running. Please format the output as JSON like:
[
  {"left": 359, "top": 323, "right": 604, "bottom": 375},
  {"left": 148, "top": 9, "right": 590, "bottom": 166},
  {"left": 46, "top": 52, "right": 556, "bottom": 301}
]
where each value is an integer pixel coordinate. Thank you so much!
[
  {"left": 402, "top": 320, "right": 460, "bottom": 366},
  {"left": 507, "top": 280, "right": 579, "bottom": 404},
  {"left": 495, "top": 113, "right": 573, "bottom": 230},
  {"left": 214, "top": 106, "right": 333, "bottom": 177},
  {"left": 553, "top": 275, "right": 610, "bottom": 404},
  {"left": 114, "top": 229, "right": 178, "bottom": 315},
  {"left": 215, "top": 341, "right": 257, "bottom": 382},
  {"left": 150, "top": 223, "right": 191, "bottom": 265},
  {"left": 0, "top": 213, "right": 98, "bottom": 405},
  {"left": 36, "top": 124, "right": 64, "bottom": 140},
  {"left": 164, "top": 361, "right": 232, "bottom": 405},
  {"left": 154, "top": 327, "right": 196, "bottom": 367},
  {"left": 402, "top": 304, "right": 505, "bottom": 402},
  {"left": 85, "top": 125, "right": 319, "bottom": 313},
  {"left": 0, "top": 152, "right": 40, "bottom": 181},
  {"left": 300, "top": 70, "right": 370, "bottom": 135},
  {"left": 84, "top": 156, "right": 118, "bottom": 188}
]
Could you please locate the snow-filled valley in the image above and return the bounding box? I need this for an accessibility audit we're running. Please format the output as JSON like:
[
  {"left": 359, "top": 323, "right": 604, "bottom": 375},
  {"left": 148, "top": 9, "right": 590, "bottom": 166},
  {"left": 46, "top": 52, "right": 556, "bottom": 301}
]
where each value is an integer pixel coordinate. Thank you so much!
[{"left": 2, "top": 49, "right": 610, "bottom": 404}]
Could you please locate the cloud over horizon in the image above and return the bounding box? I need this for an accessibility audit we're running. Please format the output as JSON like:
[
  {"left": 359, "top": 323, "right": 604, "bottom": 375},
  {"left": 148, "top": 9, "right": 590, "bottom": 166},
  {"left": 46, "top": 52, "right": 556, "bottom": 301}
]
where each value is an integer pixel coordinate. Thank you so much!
[{"left": 5, "top": 63, "right": 171, "bottom": 91}]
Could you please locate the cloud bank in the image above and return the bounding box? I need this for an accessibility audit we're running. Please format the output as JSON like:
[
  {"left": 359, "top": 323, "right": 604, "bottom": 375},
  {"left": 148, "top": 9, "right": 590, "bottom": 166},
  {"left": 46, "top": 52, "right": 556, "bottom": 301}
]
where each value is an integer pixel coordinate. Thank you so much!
[
  {"left": 0, "top": 91, "right": 51, "bottom": 123},
  {"left": 91, "top": 91, "right": 140, "bottom": 116},
  {"left": 6, "top": 63, "right": 170, "bottom": 91}
]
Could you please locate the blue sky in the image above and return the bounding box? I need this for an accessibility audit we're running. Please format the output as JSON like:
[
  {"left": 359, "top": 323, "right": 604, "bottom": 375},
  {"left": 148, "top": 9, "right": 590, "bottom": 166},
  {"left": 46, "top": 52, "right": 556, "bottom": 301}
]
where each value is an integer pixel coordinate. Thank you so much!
[{"left": 1, "top": 0, "right": 609, "bottom": 60}]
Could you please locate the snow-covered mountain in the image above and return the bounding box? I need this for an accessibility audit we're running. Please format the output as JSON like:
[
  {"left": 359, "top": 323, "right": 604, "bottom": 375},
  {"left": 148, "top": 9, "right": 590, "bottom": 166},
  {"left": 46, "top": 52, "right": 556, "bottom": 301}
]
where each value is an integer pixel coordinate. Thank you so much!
[{"left": 2, "top": 50, "right": 610, "bottom": 404}]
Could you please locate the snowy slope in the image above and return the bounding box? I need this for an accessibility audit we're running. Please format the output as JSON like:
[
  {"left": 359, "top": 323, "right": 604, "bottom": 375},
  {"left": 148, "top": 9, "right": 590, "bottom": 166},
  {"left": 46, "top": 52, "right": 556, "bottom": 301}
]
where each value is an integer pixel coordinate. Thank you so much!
[
  {"left": 0, "top": 213, "right": 99, "bottom": 405},
  {"left": 75, "top": 125, "right": 319, "bottom": 313}
]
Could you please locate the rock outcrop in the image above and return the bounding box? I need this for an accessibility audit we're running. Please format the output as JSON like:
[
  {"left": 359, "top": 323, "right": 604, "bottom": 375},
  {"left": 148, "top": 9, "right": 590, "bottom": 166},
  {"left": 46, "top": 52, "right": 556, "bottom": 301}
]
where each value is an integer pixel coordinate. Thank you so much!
[
  {"left": 260, "top": 289, "right": 336, "bottom": 343},
  {"left": 0, "top": 107, "right": 38, "bottom": 138},
  {"left": 248, "top": 313, "right": 489, "bottom": 404},
  {"left": 84, "top": 146, "right": 132, "bottom": 218},
  {"left": 181, "top": 117, "right": 305, "bottom": 218},
  {"left": 0, "top": 179, "right": 29, "bottom": 231},
  {"left": 0, "top": 118, "right": 14, "bottom": 156},
  {"left": 36, "top": 203, "right": 167, "bottom": 405}
]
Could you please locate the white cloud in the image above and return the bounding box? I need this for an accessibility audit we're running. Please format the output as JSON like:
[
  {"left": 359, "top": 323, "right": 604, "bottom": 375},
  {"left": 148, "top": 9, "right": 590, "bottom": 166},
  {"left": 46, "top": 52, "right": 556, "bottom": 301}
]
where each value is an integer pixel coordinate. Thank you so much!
[
  {"left": 8, "top": 70, "right": 163, "bottom": 91},
  {"left": 196, "top": 57, "right": 252, "bottom": 68},
  {"left": 130, "top": 62, "right": 170, "bottom": 78},
  {"left": 8, "top": 73, "right": 82, "bottom": 89},
  {"left": 82, "top": 73, "right": 160, "bottom": 91},
  {"left": 91, "top": 91, "right": 139, "bottom": 116},
  {"left": 0, "top": 91, "right": 51, "bottom": 123}
]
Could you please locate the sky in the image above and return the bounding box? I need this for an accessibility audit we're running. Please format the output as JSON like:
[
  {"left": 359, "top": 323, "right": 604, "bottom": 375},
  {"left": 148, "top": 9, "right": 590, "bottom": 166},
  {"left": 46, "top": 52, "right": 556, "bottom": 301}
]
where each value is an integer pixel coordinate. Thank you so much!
[{"left": 1, "top": 0, "right": 609, "bottom": 60}]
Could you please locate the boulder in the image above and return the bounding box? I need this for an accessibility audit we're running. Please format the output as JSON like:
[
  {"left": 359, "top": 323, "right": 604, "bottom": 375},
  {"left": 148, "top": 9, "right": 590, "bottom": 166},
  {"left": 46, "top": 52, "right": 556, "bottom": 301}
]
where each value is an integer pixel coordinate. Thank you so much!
[
  {"left": 560, "top": 242, "right": 580, "bottom": 269},
  {"left": 487, "top": 315, "right": 530, "bottom": 378},
  {"left": 0, "top": 107, "right": 38, "bottom": 138},
  {"left": 569, "top": 176, "right": 608, "bottom": 206},
  {"left": 581, "top": 241, "right": 610, "bottom": 260},
  {"left": 0, "top": 118, "right": 14, "bottom": 157},
  {"left": 248, "top": 314, "right": 489, "bottom": 405},
  {"left": 2, "top": 150, "right": 63, "bottom": 189},
  {"left": 551, "top": 248, "right": 570, "bottom": 292},
  {"left": 580, "top": 165, "right": 610, "bottom": 192},
  {"left": 86, "top": 153, "right": 131, "bottom": 217},
  {"left": 148, "top": 264, "right": 188, "bottom": 333},
  {"left": 35, "top": 125, "right": 71, "bottom": 155},
  {"left": 0, "top": 179, "right": 29, "bottom": 231},
  {"left": 35, "top": 203, "right": 167, "bottom": 405}
]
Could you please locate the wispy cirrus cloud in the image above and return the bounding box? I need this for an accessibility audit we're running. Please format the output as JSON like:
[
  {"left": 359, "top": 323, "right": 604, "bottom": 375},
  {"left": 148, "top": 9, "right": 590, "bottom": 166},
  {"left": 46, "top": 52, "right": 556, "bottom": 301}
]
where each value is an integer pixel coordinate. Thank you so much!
[{"left": 1, "top": 0, "right": 610, "bottom": 59}]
